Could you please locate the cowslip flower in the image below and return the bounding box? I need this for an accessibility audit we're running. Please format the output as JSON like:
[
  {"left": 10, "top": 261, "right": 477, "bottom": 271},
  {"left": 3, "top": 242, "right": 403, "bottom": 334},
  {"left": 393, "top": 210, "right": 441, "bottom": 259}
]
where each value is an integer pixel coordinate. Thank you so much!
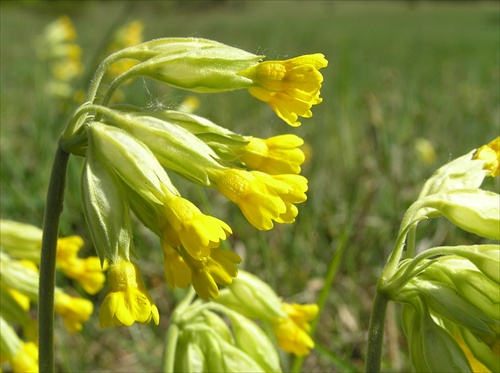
[
  {"left": 54, "top": 291, "right": 93, "bottom": 333},
  {"left": 273, "top": 303, "right": 318, "bottom": 356},
  {"left": 160, "top": 194, "right": 232, "bottom": 259},
  {"left": 473, "top": 136, "right": 500, "bottom": 176},
  {"left": 239, "top": 54, "right": 328, "bottom": 126},
  {"left": 162, "top": 242, "right": 191, "bottom": 290},
  {"left": 239, "top": 134, "right": 305, "bottom": 174},
  {"left": 0, "top": 317, "right": 38, "bottom": 373},
  {"left": 56, "top": 236, "right": 106, "bottom": 294},
  {"left": 99, "top": 259, "right": 159, "bottom": 327},
  {"left": 179, "top": 247, "right": 242, "bottom": 300},
  {"left": 208, "top": 167, "right": 308, "bottom": 230}
]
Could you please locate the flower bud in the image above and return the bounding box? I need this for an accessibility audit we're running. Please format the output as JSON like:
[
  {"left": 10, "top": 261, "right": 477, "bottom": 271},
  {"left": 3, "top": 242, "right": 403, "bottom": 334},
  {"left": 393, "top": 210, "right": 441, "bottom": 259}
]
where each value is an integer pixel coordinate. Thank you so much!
[
  {"left": 0, "top": 220, "right": 43, "bottom": 262},
  {"left": 423, "top": 189, "right": 500, "bottom": 240},
  {"left": 418, "top": 150, "right": 487, "bottom": 199},
  {"left": 102, "top": 110, "right": 223, "bottom": 186},
  {"left": 216, "top": 270, "right": 285, "bottom": 322},
  {"left": 419, "top": 311, "right": 472, "bottom": 371},
  {"left": 86, "top": 121, "right": 177, "bottom": 205},
  {"left": 226, "top": 311, "right": 282, "bottom": 372},
  {"left": 82, "top": 145, "right": 133, "bottom": 262},
  {"left": 116, "top": 38, "right": 262, "bottom": 93}
]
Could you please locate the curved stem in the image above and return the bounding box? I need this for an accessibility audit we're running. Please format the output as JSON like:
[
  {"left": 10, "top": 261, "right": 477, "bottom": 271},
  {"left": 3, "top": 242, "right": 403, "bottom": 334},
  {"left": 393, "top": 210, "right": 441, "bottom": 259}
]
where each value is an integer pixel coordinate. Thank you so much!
[
  {"left": 365, "top": 292, "right": 389, "bottom": 373},
  {"left": 161, "top": 287, "right": 196, "bottom": 372},
  {"left": 38, "top": 143, "right": 70, "bottom": 373}
]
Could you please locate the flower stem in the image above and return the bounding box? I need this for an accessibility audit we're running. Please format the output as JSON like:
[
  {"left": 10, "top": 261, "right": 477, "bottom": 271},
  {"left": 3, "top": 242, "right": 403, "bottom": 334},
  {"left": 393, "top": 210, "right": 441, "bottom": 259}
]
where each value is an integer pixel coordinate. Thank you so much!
[
  {"left": 162, "top": 287, "right": 196, "bottom": 372},
  {"left": 365, "top": 291, "right": 389, "bottom": 373},
  {"left": 38, "top": 143, "right": 70, "bottom": 373}
]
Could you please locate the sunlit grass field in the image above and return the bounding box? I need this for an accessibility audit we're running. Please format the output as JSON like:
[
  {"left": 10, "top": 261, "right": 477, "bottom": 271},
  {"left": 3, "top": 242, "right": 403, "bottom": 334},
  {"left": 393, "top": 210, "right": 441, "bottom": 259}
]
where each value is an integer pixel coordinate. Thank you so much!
[{"left": 1, "top": 1, "right": 499, "bottom": 371}]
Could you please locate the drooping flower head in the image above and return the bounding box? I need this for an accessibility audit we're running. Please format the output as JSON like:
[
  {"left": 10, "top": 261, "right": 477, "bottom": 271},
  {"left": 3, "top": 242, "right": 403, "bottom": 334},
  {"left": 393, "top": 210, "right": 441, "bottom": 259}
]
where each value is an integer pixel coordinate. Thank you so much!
[
  {"left": 240, "top": 54, "right": 328, "bottom": 126},
  {"left": 273, "top": 303, "right": 318, "bottom": 356},
  {"left": 209, "top": 167, "right": 308, "bottom": 230},
  {"left": 99, "top": 259, "right": 159, "bottom": 327},
  {"left": 239, "top": 134, "right": 305, "bottom": 175}
]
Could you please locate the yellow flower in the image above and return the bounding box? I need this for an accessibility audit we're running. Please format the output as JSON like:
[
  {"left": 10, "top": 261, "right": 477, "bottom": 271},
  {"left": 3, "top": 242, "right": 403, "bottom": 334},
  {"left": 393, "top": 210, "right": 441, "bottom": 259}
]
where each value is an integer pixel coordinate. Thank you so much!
[
  {"left": 209, "top": 168, "right": 308, "bottom": 230},
  {"left": 161, "top": 194, "right": 232, "bottom": 259},
  {"left": 99, "top": 260, "right": 159, "bottom": 327},
  {"left": 240, "top": 54, "right": 328, "bottom": 126},
  {"left": 414, "top": 138, "right": 437, "bottom": 165},
  {"left": 181, "top": 248, "right": 242, "bottom": 300},
  {"left": 54, "top": 292, "right": 93, "bottom": 333},
  {"left": 474, "top": 137, "right": 500, "bottom": 176},
  {"left": 240, "top": 135, "right": 305, "bottom": 174},
  {"left": 272, "top": 303, "right": 318, "bottom": 356},
  {"left": 56, "top": 236, "right": 106, "bottom": 295},
  {"left": 8, "top": 289, "right": 30, "bottom": 311},
  {"left": 162, "top": 242, "right": 191, "bottom": 289},
  {"left": 9, "top": 341, "right": 38, "bottom": 373}
]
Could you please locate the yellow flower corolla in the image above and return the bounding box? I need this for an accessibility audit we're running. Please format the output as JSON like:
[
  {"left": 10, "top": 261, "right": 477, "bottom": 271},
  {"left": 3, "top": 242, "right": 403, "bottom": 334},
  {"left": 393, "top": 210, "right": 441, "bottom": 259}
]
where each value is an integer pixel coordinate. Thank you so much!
[
  {"left": 272, "top": 303, "right": 318, "bottom": 356},
  {"left": 240, "top": 54, "right": 328, "bottom": 127},
  {"left": 8, "top": 289, "right": 30, "bottom": 311},
  {"left": 99, "top": 260, "right": 159, "bottom": 328},
  {"left": 474, "top": 137, "right": 500, "bottom": 176},
  {"left": 54, "top": 292, "right": 93, "bottom": 333},
  {"left": 162, "top": 242, "right": 191, "bottom": 289},
  {"left": 210, "top": 168, "right": 308, "bottom": 230},
  {"left": 240, "top": 135, "right": 305, "bottom": 175},
  {"left": 183, "top": 248, "right": 242, "bottom": 300},
  {"left": 161, "top": 194, "right": 232, "bottom": 259},
  {"left": 9, "top": 341, "right": 38, "bottom": 373},
  {"left": 56, "top": 236, "right": 106, "bottom": 295}
]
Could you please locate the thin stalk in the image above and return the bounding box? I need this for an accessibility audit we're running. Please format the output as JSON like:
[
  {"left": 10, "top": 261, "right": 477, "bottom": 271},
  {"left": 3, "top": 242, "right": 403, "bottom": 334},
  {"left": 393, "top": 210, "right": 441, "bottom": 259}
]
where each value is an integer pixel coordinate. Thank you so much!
[
  {"left": 365, "top": 292, "right": 389, "bottom": 373},
  {"left": 38, "top": 143, "right": 70, "bottom": 373},
  {"left": 161, "top": 287, "right": 196, "bottom": 372}
]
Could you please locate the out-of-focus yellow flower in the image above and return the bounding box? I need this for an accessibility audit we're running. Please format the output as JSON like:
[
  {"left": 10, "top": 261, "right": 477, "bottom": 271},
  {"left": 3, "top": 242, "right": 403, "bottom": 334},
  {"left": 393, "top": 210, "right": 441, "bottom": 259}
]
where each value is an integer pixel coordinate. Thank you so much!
[
  {"left": 99, "top": 260, "right": 159, "bottom": 327},
  {"left": 209, "top": 168, "right": 308, "bottom": 230},
  {"left": 162, "top": 242, "right": 191, "bottom": 289},
  {"left": 272, "top": 303, "right": 318, "bottom": 356},
  {"left": 240, "top": 135, "right": 305, "bottom": 175},
  {"left": 180, "top": 248, "right": 242, "bottom": 300},
  {"left": 8, "top": 289, "right": 30, "bottom": 311},
  {"left": 107, "top": 20, "right": 144, "bottom": 78},
  {"left": 474, "top": 137, "right": 500, "bottom": 176},
  {"left": 54, "top": 292, "right": 93, "bottom": 333},
  {"left": 161, "top": 194, "right": 232, "bottom": 260},
  {"left": 414, "top": 138, "right": 437, "bottom": 165},
  {"left": 9, "top": 341, "right": 38, "bottom": 373},
  {"left": 240, "top": 54, "right": 328, "bottom": 127},
  {"left": 56, "top": 236, "right": 106, "bottom": 295}
]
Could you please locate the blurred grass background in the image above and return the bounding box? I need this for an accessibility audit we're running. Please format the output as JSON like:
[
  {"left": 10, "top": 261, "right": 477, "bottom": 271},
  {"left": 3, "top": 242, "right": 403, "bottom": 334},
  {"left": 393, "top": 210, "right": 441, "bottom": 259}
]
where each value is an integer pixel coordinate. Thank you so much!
[{"left": 1, "top": 0, "right": 499, "bottom": 371}]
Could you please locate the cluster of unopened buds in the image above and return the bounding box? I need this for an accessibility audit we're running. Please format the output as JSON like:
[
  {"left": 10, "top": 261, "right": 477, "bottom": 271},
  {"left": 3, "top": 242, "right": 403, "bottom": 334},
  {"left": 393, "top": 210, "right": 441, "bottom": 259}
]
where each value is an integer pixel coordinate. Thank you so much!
[{"left": 373, "top": 137, "right": 500, "bottom": 372}]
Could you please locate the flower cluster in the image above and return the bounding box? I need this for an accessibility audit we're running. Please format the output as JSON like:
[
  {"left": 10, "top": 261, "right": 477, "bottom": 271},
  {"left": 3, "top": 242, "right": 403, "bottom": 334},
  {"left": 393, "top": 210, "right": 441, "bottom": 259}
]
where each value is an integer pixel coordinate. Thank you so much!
[
  {"left": 378, "top": 137, "right": 500, "bottom": 371},
  {"left": 59, "top": 37, "right": 327, "bottom": 328},
  {"left": 0, "top": 220, "right": 105, "bottom": 372},
  {"left": 167, "top": 270, "right": 318, "bottom": 372}
]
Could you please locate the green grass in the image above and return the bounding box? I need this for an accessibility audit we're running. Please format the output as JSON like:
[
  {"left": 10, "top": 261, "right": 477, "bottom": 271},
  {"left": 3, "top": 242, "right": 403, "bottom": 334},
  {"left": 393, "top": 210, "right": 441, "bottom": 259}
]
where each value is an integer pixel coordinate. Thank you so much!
[{"left": 1, "top": 1, "right": 499, "bottom": 372}]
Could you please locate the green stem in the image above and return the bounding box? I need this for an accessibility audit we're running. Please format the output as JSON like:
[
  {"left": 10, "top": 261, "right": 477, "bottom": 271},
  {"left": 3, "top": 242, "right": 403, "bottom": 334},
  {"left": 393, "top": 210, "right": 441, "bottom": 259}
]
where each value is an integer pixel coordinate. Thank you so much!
[
  {"left": 162, "top": 287, "right": 196, "bottom": 372},
  {"left": 38, "top": 143, "right": 70, "bottom": 373},
  {"left": 365, "top": 292, "right": 389, "bottom": 373}
]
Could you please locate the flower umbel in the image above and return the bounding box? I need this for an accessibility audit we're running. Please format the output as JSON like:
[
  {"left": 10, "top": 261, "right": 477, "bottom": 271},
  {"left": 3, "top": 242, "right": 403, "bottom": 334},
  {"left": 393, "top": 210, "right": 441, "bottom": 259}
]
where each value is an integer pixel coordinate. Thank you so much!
[
  {"left": 99, "top": 259, "right": 159, "bottom": 327},
  {"left": 240, "top": 54, "right": 328, "bottom": 126}
]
